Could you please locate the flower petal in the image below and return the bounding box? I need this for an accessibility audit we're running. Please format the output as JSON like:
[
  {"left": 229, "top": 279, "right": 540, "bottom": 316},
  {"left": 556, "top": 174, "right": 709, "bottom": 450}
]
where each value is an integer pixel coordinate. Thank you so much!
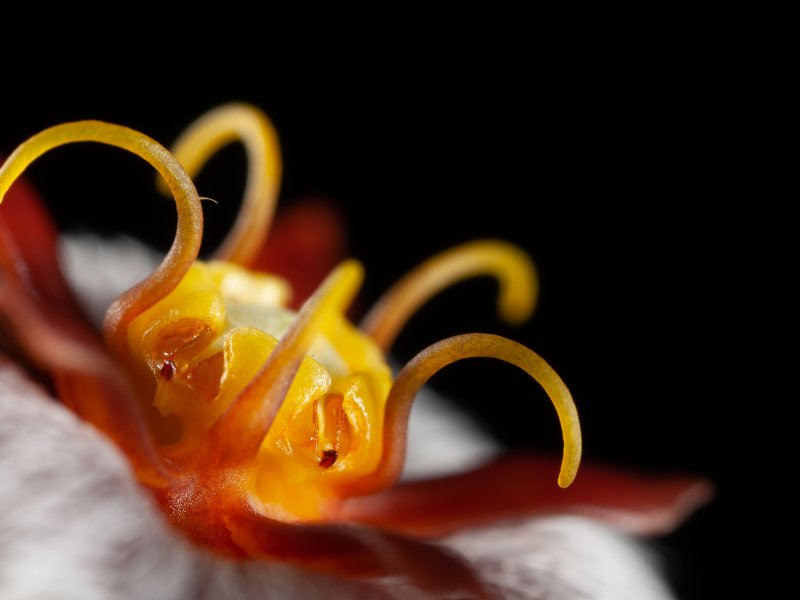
[
  {"left": 0, "top": 170, "right": 86, "bottom": 319},
  {"left": 60, "top": 233, "right": 162, "bottom": 327},
  {"left": 0, "top": 359, "right": 402, "bottom": 599},
  {"left": 401, "top": 383, "right": 500, "bottom": 481},
  {"left": 337, "top": 454, "right": 713, "bottom": 537},
  {"left": 443, "top": 516, "right": 681, "bottom": 600},
  {"left": 226, "top": 511, "right": 487, "bottom": 598}
]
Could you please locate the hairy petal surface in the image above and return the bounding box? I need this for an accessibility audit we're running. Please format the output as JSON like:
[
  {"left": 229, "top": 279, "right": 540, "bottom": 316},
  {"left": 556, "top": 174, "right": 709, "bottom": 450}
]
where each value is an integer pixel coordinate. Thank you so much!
[
  {"left": 443, "top": 517, "right": 678, "bottom": 600},
  {"left": 0, "top": 360, "right": 397, "bottom": 600},
  {"left": 60, "top": 234, "right": 163, "bottom": 328}
]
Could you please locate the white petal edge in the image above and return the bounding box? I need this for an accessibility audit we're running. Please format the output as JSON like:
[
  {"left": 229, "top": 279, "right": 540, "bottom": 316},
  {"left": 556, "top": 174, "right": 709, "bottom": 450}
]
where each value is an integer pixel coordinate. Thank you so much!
[{"left": 441, "top": 517, "right": 679, "bottom": 600}]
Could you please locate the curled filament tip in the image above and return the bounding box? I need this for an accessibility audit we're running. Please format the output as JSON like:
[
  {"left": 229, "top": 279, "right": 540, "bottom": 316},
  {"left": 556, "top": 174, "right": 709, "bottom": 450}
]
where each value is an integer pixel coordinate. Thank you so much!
[
  {"left": 360, "top": 240, "right": 538, "bottom": 353},
  {"left": 369, "top": 333, "right": 580, "bottom": 493},
  {"left": 159, "top": 103, "right": 282, "bottom": 266},
  {"left": 0, "top": 121, "right": 203, "bottom": 359}
]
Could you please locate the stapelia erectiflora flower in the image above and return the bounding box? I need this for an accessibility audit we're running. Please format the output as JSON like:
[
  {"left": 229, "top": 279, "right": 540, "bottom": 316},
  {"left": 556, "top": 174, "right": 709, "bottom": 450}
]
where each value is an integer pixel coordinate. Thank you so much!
[{"left": 0, "top": 104, "right": 713, "bottom": 599}]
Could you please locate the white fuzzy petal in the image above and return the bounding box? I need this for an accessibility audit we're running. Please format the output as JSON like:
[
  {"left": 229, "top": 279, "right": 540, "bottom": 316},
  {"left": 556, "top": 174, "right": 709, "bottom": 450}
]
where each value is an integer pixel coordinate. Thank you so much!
[
  {"left": 0, "top": 361, "right": 393, "bottom": 600},
  {"left": 59, "top": 233, "right": 162, "bottom": 327},
  {"left": 442, "top": 517, "right": 677, "bottom": 600},
  {"left": 400, "top": 383, "right": 501, "bottom": 481}
]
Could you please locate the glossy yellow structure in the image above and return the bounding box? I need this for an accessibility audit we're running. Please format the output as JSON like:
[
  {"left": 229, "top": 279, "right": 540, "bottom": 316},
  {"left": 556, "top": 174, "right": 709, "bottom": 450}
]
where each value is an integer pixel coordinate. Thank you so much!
[{"left": 0, "top": 103, "right": 580, "bottom": 546}]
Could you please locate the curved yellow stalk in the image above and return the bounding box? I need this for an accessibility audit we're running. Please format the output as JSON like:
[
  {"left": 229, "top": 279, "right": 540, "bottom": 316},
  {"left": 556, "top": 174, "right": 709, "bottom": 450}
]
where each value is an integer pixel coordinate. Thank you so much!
[
  {"left": 0, "top": 121, "right": 203, "bottom": 358},
  {"left": 210, "top": 259, "right": 364, "bottom": 464},
  {"left": 159, "top": 103, "right": 282, "bottom": 266},
  {"left": 360, "top": 240, "right": 538, "bottom": 353},
  {"left": 371, "top": 333, "right": 580, "bottom": 493}
]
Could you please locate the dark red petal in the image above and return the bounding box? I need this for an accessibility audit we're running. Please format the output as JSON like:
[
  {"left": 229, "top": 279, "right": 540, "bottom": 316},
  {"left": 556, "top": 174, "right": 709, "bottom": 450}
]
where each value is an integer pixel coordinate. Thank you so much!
[
  {"left": 0, "top": 165, "right": 168, "bottom": 483},
  {"left": 225, "top": 509, "right": 488, "bottom": 598},
  {"left": 0, "top": 277, "right": 168, "bottom": 486},
  {"left": 336, "top": 453, "right": 714, "bottom": 537},
  {"left": 250, "top": 196, "right": 347, "bottom": 309},
  {"left": 0, "top": 163, "right": 86, "bottom": 319}
]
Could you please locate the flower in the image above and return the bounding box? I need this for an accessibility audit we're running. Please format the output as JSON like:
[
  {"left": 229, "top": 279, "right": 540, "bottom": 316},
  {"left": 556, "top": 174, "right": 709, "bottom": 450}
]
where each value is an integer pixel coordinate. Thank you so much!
[{"left": 0, "top": 104, "right": 713, "bottom": 599}]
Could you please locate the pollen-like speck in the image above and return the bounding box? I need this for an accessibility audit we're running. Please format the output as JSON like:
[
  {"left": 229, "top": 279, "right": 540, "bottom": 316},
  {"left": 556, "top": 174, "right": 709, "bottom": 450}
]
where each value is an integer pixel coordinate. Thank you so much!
[
  {"left": 319, "top": 450, "right": 338, "bottom": 469},
  {"left": 160, "top": 359, "right": 177, "bottom": 380}
]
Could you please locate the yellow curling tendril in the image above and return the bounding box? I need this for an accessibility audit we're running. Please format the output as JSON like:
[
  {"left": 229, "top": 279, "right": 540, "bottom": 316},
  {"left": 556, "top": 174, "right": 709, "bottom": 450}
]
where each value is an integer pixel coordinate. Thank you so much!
[
  {"left": 157, "top": 102, "right": 282, "bottom": 266},
  {"left": 0, "top": 120, "right": 203, "bottom": 358},
  {"left": 361, "top": 240, "right": 538, "bottom": 353},
  {"left": 373, "top": 333, "right": 580, "bottom": 492}
]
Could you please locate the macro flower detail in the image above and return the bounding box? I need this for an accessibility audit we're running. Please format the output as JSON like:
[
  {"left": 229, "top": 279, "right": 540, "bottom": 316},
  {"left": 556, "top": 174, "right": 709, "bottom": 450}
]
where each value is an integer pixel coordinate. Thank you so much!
[{"left": 0, "top": 104, "right": 713, "bottom": 599}]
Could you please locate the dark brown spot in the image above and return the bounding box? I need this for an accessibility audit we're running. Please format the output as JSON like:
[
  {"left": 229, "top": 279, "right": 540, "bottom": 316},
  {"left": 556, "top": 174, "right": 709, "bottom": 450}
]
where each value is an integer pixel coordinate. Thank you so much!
[
  {"left": 160, "top": 359, "right": 177, "bottom": 380},
  {"left": 319, "top": 450, "right": 338, "bottom": 469}
]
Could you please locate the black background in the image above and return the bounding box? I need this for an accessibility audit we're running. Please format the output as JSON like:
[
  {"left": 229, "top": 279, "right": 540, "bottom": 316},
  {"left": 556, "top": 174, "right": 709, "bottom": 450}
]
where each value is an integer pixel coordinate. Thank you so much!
[{"left": 3, "top": 13, "right": 780, "bottom": 600}]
